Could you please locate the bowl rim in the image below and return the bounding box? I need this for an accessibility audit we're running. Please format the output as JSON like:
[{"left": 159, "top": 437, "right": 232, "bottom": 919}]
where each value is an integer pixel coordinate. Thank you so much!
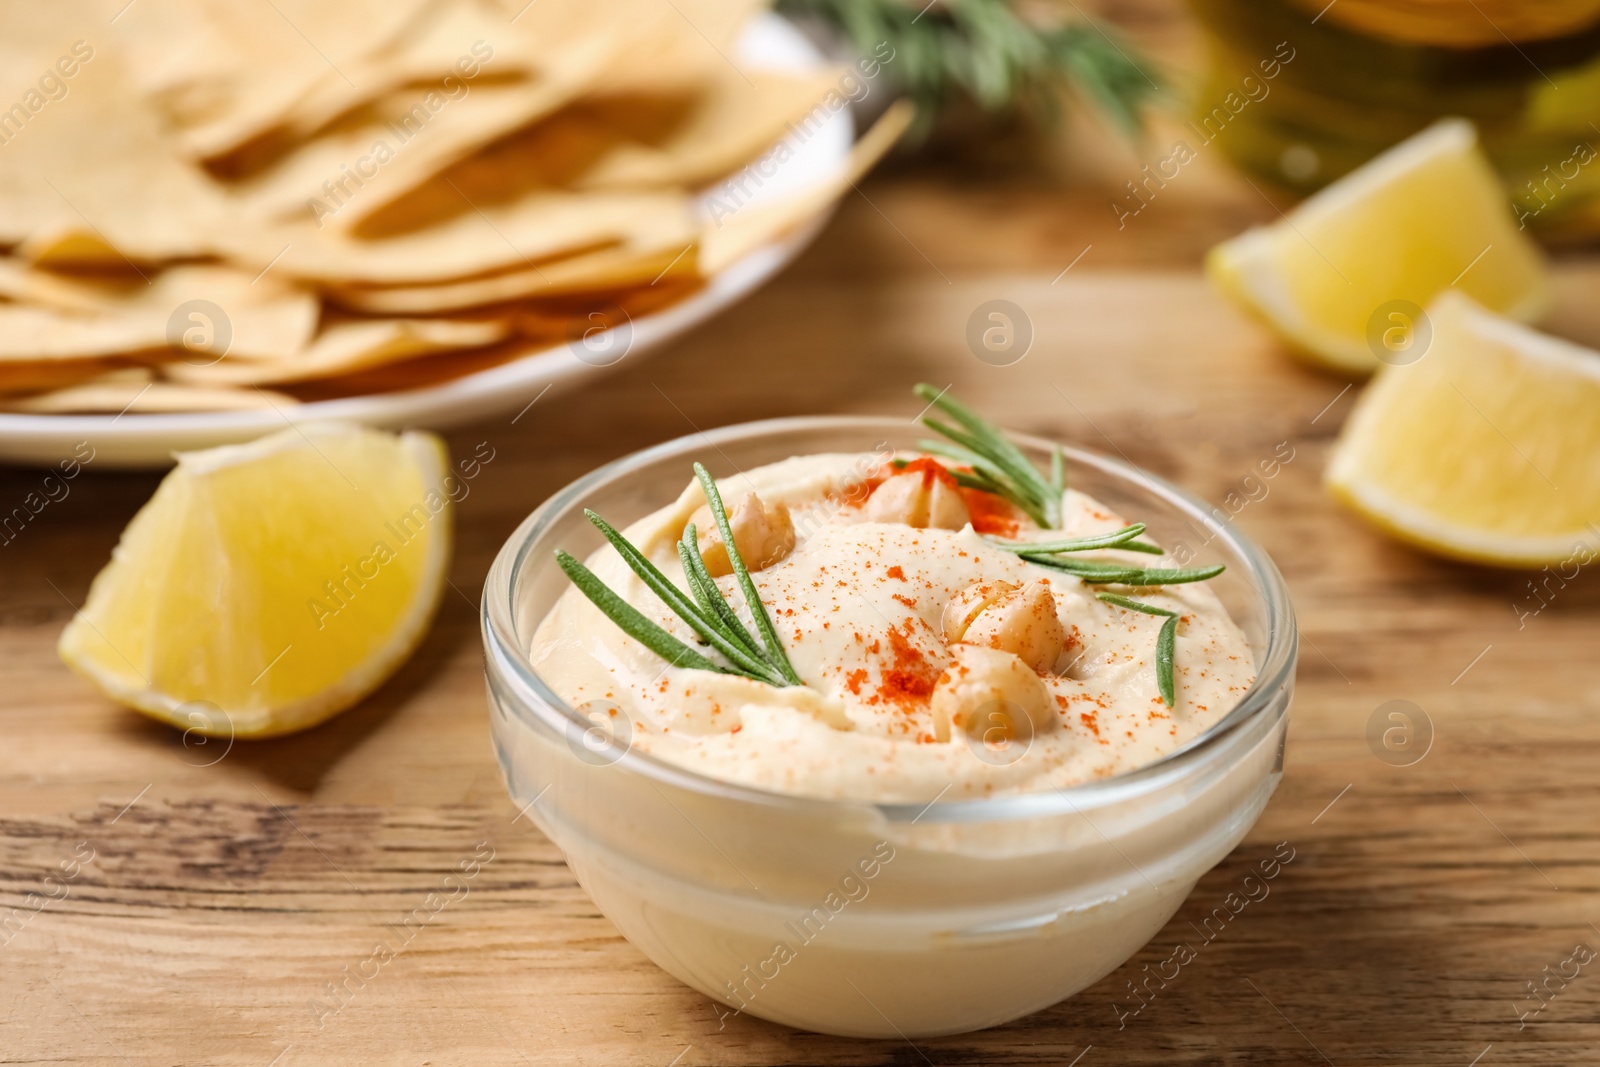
[{"left": 482, "top": 414, "right": 1297, "bottom": 823}]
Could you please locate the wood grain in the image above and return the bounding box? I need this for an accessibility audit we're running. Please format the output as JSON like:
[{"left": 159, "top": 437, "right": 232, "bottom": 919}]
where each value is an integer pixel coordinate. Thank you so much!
[{"left": 5, "top": 8, "right": 1600, "bottom": 1065}]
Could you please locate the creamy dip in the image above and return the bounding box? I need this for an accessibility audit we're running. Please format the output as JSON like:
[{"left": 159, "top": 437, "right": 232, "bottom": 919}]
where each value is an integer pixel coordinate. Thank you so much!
[{"left": 531, "top": 452, "right": 1256, "bottom": 801}]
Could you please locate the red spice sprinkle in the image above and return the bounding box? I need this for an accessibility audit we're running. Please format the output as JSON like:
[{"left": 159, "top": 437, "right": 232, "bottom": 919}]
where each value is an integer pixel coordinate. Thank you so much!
[
  {"left": 886, "top": 565, "right": 906, "bottom": 581},
  {"left": 844, "top": 668, "right": 868, "bottom": 695},
  {"left": 958, "top": 485, "right": 1024, "bottom": 537},
  {"left": 895, "top": 456, "right": 959, "bottom": 490},
  {"left": 891, "top": 594, "right": 917, "bottom": 610},
  {"left": 876, "top": 626, "right": 940, "bottom": 709}
]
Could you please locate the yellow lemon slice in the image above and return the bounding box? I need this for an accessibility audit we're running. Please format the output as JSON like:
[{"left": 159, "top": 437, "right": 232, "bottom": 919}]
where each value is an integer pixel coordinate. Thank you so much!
[
  {"left": 1326, "top": 290, "right": 1600, "bottom": 567},
  {"left": 60, "top": 424, "right": 451, "bottom": 737},
  {"left": 1208, "top": 118, "right": 1552, "bottom": 374}
]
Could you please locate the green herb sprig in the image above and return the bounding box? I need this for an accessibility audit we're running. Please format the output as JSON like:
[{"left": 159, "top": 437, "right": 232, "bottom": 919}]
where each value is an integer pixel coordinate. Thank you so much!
[
  {"left": 777, "top": 0, "right": 1161, "bottom": 139},
  {"left": 986, "top": 522, "right": 1161, "bottom": 555},
  {"left": 907, "top": 384, "right": 1224, "bottom": 706},
  {"left": 1013, "top": 557, "right": 1225, "bottom": 585},
  {"left": 913, "top": 382, "right": 1064, "bottom": 528},
  {"left": 1096, "top": 593, "right": 1178, "bottom": 706},
  {"left": 555, "top": 464, "right": 800, "bottom": 688}
]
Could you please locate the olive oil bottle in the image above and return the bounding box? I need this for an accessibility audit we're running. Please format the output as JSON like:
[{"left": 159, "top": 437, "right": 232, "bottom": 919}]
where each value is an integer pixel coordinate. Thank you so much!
[{"left": 1188, "top": 0, "right": 1600, "bottom": 235}]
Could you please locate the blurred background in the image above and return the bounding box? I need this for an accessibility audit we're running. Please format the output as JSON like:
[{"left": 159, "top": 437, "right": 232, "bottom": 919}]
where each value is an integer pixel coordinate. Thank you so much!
[{"left": 3, "top": 0, "right": 1600, "bottom": 1064}]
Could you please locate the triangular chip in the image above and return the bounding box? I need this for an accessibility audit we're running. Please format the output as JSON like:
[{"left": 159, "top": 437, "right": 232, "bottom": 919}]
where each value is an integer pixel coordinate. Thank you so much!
[
  {"left": 4, "top": 367, "right": 299, "bottom": 413},
  {"left": 110, "top": 0, "right": 432, "bottom": 161},
  {"left": 233, "top": 190, "right": 693, "bottom": 285},
  {"left": 231, "top": 36, "right": 622, "bottom": 232},
  {"left": 166, "top": 316, "right": 509, "bottom": 385},
  {"left": 0, "top": 49, "right": 235, "bottom": 264},
  {"left": 0, "top": 263, "right": 318, "bottom": 360}
]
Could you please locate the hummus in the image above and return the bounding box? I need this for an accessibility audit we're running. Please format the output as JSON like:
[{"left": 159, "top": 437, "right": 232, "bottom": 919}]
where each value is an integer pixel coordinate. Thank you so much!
[{"left": 531, "top": 452, "right": 1256, "bottom": 801}]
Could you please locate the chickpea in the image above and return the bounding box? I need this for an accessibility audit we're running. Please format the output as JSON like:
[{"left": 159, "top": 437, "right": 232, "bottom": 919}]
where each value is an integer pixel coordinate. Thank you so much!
[
  {"left": 951, "top": 580, "right": 1066, "bottom": 674},
  {"left": 941, "top": 580, "right": 1017, "bottom": 643},
  {"left": 931, "top": 645, "right": 1055, "bottom": 744},
  {"left": 866, "top": 469, "right": 970, "bottom": 530},
  {"left": 690, "top": 492, "right": 795, "bottom": 578}
]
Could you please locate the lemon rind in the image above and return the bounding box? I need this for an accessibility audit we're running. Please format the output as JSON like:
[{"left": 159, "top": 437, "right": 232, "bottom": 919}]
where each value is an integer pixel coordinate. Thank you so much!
[
  {"left": 1325, "top": 293, "right": 1600, "bottom": 569},
  {"left": 59, "top": 429, "right": 453, "bottom": 738},
  {"left": 1326, "top": 476, "right": 1598, "bottom": 568},
  {"left": 1208, "top": 117, "right": 1553, "bottom": 374},
  {"left": 1211, "top": 233, "right": 1554, "bottom": 376}
]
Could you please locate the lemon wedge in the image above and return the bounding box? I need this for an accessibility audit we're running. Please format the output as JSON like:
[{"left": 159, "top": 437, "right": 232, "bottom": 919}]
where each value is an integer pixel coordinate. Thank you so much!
[
  {"left": 60, "top": 424, "right": 451, "bottom": 737},
  {"left": 1208, "top": 118, "right": 1552, "bottom": 374},
  {"left": 1326, "top": 291, "right": 1600, "bottom": 567}
]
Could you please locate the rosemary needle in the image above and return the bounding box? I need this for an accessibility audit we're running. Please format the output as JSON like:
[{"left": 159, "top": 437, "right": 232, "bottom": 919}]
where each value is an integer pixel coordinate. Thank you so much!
[
  {"left": 1020, "top": 557, "right": 1225, "bottom": 585},
  {"left": 694, "top": 463, "right": 803, "bottom": 686},
  {"left": 913, "top": 382, "right": 1064, "bottom": 528},
  {"left": 905, "top": 384, "right": 1223, "bottom": 708},
  {"left": 986, "top": 523, "right": 1147, "bottom": 554},
  {"left": 584, "top": 510, "right": 783, "bottom": 684},
  {"left": 555, "top": 551, "right": 723, "bottom": 676},
  {"left": 554, "top": 469, "right": 802, "bottom": 687},
  {"left": 1096, "top": 592, "right": 1179, "bottom": 707}
]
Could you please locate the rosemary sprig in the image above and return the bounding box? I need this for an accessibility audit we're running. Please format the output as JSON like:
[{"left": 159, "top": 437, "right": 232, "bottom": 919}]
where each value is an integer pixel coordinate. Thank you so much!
[
  {"left": 678, "top": 524, "right": 763, "bottom": 661},
  {"left": 988, "top": 523, "right": 1148, "bottom": 554},
  {"left": 554, "top": 468, "right": 801, "bottom": 687},
  {"left": 694, "top": 463, "right": 803, "bottom": 686},
  {"left": 1021, "top": 557, "right": 1225, "bottom": 585},
  {"left": 776, "top": 0, "right": 1161, "bottom": 139},
  {"left": 555, "top": 552, "right": 722, "bottom": 675},
  {"left": 986, "top": 522, "right": 1166, "bottom": 558},
  {"left": 913, "top": 382, "right": 1064, "bottom": 528},
  {"left": 902, "top": 383, "right": 1222, "bottom": 704},
  {"left": 910, "top": 385, "right": 1222, "bottom": 590},
  {"left": 1122, "top": 540, "right": 1165, "bottom": 555},
  {"left": 1096, "top": 592, "right": 1178, "bottom": 707}
]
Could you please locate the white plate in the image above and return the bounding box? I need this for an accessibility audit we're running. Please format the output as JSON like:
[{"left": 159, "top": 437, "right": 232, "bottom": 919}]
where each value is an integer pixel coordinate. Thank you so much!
[{"left": 0, "top": 14, "right": 852, "bottom": 468}]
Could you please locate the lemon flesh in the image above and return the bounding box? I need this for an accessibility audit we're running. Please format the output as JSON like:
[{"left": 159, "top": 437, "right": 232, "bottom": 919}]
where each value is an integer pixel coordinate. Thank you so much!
[
  {"left": 59, "top": 424, "right": 451, "bottom": 737},
  {"left": 1326, "top": 291, "right": 1600, "bottom": 568},
  {"left": 1208, "top": 118, "right": 1552, "bottom": 374}
]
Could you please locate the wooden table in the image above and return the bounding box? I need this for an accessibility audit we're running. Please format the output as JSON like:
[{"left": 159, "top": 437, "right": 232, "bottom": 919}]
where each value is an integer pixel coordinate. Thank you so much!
[{"left": 6, "top": 9, "right": 1600, "bottom": 1065}]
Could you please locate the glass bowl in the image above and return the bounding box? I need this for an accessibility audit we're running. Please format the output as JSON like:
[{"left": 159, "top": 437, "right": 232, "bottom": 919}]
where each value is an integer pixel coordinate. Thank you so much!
[{"left": 482, "top": 416, "right": 1296, "bottom": 1038}]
